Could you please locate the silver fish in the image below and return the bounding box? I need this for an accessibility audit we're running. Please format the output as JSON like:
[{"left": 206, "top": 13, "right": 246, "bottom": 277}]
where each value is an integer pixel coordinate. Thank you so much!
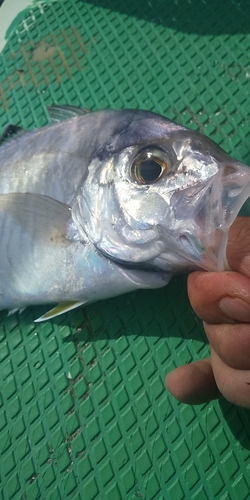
[{"left": 0, "top": 105, "right": 249, "bottom": 321}]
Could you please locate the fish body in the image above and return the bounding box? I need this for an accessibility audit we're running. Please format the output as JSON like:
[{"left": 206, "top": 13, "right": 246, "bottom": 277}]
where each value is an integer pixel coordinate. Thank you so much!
[{"left": 0, "top": 106, "right": 249, "bottom": 320}]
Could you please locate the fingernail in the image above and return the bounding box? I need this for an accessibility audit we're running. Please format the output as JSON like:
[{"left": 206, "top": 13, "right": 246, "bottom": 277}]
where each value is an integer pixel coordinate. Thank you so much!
[{"left": 220, "top": 297, "right": 250, "bottom": 322}]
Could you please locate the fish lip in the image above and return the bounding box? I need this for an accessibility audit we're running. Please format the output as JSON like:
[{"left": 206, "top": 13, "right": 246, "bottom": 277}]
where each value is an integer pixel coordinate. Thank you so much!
[
  {"left": 204, "top": 162, "right": 250, "bottom": 271},
  {"left": 170, "top": 162, "right": 250, "bottom": 272}
]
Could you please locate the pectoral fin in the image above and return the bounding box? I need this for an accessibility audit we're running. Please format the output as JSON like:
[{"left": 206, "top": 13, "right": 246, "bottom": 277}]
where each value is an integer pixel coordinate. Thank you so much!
[
  {"left": 0, "top": 193, "right": 75, "bottom": 245},
  {"left": 35, "top": 300, "right": 87, "bottom": 322}
]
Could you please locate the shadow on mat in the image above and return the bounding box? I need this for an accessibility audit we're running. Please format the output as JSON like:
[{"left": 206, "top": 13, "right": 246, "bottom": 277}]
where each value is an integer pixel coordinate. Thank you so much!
[
  {"left": 81, "top": 0, "right": 250, "bottom": 36},
  {"left": 219, "top": 399, "right": 250, "bottom": 450}
]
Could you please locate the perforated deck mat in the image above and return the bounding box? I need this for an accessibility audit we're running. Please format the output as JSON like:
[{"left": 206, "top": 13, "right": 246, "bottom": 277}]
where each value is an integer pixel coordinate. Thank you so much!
[{"left": 0, "top": 1, "right": 250, "bottom": 499}]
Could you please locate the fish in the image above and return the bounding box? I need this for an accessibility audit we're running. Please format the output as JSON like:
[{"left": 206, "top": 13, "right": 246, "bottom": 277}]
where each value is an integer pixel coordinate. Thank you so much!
[{"left": 0, "top": 105, "right": 250, "bottom": 322}]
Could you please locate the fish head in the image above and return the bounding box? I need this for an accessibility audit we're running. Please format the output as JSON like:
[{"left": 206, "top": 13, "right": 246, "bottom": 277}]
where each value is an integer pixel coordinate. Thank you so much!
[{"left": 73, "top": 110, "right": 250, "bottom": 273}]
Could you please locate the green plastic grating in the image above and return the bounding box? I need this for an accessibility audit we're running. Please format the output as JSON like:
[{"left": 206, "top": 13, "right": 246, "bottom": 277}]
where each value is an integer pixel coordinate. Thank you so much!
[{"left": 0, "top": 1, "right": 250, "bottom": 499}]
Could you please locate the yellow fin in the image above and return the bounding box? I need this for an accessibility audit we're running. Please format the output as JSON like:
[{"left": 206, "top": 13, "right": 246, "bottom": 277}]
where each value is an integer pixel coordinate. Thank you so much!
[{"left": 34, "top": 300, "right": 87, "bottom": 322}]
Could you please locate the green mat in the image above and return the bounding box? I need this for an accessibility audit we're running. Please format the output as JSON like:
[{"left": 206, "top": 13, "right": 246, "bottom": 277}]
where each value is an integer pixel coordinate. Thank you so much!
[{"left": 0, "top": 1, "right": 250, "bottom": 499}]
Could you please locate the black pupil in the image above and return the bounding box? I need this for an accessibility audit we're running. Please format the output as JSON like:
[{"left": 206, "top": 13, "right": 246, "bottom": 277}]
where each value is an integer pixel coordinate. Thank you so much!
[{"left": 139, "top": 159, "right": 162, "bottom": 182}]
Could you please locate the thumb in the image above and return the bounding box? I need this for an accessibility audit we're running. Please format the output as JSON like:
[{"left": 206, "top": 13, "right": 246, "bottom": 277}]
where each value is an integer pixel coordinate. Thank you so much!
[{"left": 188, "top": 271, "right": 250, "bottom": 324}]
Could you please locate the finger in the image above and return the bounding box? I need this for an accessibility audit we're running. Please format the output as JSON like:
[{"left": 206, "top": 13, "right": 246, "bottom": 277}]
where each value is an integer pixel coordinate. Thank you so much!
[
  {"left": 204, "top": 321, "right": 250, "bottom": 370},
  {"left": 227, "top": 216, "right": 250, "bottom": 276},
  {"left": 165, "top": 358, "right": 220, "bottom": 405},
  {"left": 211, "top": 348, "right": 250, "bottom": 409},
  {"left": 188, "top": 271, "right": 250, "bottom": 324}
]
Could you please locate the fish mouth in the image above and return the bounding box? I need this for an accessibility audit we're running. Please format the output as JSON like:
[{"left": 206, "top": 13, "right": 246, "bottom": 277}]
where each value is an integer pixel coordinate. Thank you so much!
[{"left": 170, "top": 162, "right": 250, "bottom": 272}]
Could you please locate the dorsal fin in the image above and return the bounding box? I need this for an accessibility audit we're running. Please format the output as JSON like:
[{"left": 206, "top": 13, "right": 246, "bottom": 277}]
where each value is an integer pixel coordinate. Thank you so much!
[
  {"left": 47, "top": 105, "right": 91, "bottom": 124},
  {"left": 0, "top": 124, "right": 26, "bottom": 145}
]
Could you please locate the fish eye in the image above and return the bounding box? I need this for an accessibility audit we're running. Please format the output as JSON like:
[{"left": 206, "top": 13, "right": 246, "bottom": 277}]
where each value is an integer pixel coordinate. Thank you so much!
[{"left": 131, "top": 148, "right": 170, "bottom": 184}]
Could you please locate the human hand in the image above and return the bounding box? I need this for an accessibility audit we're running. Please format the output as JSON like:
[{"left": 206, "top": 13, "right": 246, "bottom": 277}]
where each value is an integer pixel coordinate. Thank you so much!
[{"left": 166, "top": 217, "right": 250, "bottom": 408}]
